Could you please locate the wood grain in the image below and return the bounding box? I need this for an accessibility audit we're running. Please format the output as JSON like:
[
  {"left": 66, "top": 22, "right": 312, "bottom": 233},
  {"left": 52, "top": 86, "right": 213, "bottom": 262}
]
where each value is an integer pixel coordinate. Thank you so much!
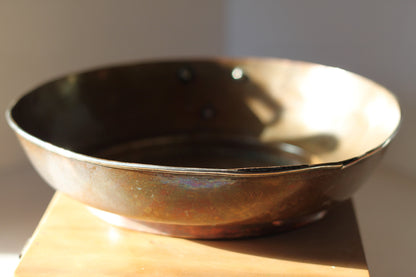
[{"left": 15, "top": 193, "right": 369, "bottom": 276}]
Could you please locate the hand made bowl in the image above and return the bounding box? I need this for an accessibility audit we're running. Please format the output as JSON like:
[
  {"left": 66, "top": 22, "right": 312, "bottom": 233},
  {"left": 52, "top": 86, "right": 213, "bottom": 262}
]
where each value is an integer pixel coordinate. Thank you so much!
[{"left": 6, "top": 57, "right": 401, "bottom": 238}]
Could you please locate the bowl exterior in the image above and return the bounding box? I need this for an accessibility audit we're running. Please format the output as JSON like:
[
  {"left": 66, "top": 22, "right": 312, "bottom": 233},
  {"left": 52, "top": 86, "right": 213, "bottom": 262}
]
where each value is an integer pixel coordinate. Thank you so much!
[
  {"left": 7, "top": 57, "right": 399, "bottom": 238},
  {"left": 15, "top": 132, "right": 386, "bottom": 238}
]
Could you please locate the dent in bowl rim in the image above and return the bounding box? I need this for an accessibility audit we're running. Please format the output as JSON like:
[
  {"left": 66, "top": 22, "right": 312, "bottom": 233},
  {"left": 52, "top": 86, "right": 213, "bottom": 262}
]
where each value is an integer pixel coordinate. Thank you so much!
[{"left": 5, "top": 57, "right": 401, "bottom": 176}]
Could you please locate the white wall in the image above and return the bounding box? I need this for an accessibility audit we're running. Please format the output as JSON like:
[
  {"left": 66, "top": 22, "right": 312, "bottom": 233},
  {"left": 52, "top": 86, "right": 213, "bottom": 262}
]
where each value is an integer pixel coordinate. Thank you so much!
[
  {"left": 225, "top": 0, "right": 416, "bottom": 179},
  {"left": 0, "top": 0, "right": 225, "bottom": 170}
]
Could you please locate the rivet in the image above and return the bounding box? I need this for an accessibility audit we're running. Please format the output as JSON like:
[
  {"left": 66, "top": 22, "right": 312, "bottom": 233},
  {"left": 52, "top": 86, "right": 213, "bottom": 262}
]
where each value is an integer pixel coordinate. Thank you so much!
[
  {"left": 201, "top": 106, "right": 216, "bottom": 119},
  {"left": 231, "top": 67, "right": 244, "bottom": 80},
  {"left": 177, "top": 66, "right": 193, "bottom": 83}
]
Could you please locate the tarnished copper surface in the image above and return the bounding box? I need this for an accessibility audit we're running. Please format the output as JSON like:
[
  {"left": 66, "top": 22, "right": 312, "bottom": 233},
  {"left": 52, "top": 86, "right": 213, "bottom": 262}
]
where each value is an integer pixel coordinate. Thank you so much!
[{"left": 6, "top": 57, "right": 401, "bottom": 238}]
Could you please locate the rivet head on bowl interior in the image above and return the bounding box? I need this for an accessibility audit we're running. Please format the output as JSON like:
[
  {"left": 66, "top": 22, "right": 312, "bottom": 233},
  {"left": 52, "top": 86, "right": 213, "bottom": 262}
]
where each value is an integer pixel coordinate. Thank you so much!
[
  {"left": 177, "top": 66, "right": 193, "bottom": 83},
  {"left": 231, "top": 67, "right": 245, "bottom": 80},
  {"left": 201, "top": 106, "right": 216, "bottom": 119}
]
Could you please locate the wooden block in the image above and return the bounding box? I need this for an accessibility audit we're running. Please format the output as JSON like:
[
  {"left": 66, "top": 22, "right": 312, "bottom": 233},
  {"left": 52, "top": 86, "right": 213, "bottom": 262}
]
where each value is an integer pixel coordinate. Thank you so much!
[{"left": 15, "top": 193, "right": 369, "bottom": 276}]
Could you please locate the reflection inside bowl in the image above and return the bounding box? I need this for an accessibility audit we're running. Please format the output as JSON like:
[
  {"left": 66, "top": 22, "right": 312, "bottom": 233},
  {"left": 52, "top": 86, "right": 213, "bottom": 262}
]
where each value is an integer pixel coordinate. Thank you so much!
[{"left": 92, "top": 135, "right": 321, "bottom": 169}]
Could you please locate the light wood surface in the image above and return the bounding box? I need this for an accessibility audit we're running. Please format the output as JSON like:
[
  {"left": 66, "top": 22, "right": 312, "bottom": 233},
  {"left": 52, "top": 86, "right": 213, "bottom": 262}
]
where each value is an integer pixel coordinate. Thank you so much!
[{"left": 15, "top": 193, "right": 369, "bottom": 276}]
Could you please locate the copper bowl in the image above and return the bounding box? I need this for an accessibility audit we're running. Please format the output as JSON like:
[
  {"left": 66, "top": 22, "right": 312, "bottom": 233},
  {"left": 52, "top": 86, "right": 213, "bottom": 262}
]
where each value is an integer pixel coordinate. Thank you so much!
[{"left": 6, "top": 57, "right": 400, "bottom": 238}]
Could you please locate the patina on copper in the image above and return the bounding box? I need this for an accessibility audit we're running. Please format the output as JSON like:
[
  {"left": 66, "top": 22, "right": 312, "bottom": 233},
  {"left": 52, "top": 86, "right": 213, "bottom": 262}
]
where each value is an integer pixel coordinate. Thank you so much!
[{"left": 6, "top": 58, "right": 401, "bottom": 238}]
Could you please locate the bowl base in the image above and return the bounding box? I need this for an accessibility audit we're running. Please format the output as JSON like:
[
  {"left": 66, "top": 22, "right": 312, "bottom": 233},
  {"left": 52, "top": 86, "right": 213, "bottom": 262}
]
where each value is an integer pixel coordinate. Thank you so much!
[{"left": 88, "top": 207, "right": 327, "bottom": 239}]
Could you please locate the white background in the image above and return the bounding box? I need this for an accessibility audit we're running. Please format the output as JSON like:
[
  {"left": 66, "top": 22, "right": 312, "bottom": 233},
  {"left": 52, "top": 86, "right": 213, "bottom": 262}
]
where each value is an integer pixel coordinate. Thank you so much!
[{"left": 0, "top": 1, "right": 415, "bottom": 276}]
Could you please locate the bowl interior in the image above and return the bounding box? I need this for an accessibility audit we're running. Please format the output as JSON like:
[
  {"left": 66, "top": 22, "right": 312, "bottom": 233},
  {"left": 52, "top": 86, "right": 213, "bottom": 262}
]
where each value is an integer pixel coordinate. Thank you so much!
[{"left": 10, "top": 58, "right": 400, "bottom": 169}]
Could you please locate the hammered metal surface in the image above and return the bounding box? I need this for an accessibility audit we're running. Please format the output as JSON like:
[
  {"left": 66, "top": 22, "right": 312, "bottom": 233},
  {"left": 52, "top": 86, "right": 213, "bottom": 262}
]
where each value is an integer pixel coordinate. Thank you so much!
[{"left": 7, "top": 58, "right": 400, "bottom": 238}]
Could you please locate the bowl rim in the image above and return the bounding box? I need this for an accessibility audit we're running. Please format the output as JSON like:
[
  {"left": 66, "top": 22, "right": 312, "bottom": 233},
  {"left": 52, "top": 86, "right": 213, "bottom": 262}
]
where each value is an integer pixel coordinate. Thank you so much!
[{"left": 5, "top": 56, "right": 402, "bottom": 176}]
